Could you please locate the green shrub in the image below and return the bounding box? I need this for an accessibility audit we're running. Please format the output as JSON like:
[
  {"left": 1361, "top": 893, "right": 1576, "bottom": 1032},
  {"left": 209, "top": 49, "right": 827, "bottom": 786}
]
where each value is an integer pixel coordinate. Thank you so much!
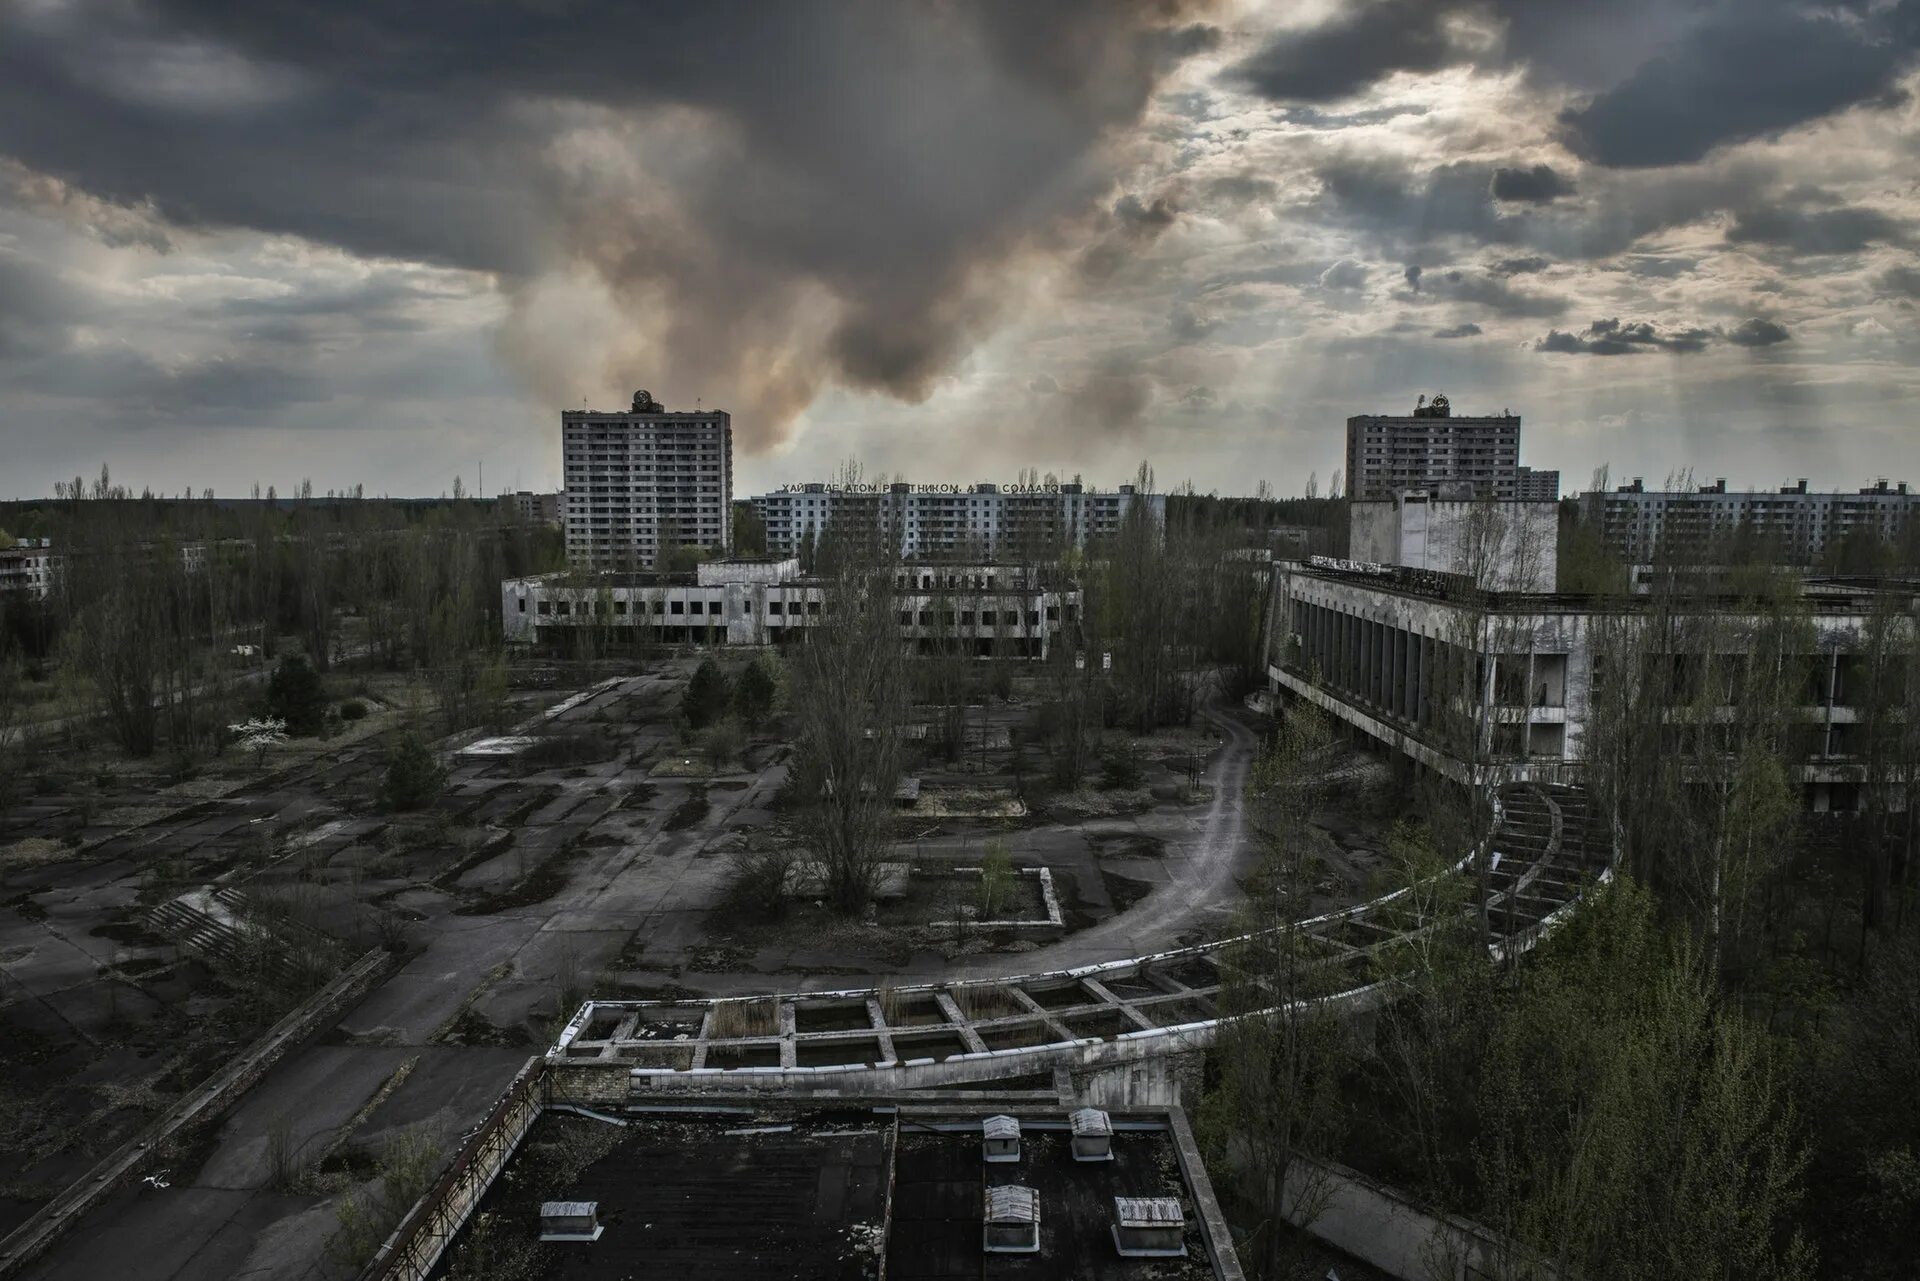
[
  {"left": 698, "top": 719, "right": 746, "bottom": 769},
  {"left": 684, "top": 657, "right": 730, "bottom": 729},
  {"left": 339, "top": 699, "right": 369, "bottom": 722},
  {"left": 716, "top": 848, "right": 791, "bottom": 925},
  {"left": 267, "top": 654, "right": 328, "bottom": 736},
  {"left": 381, "top": 732, "right": 447, "bottom": 812},
  {"left": 732, "top": 656, "right": 779, "bottom": 729},
  {"left": 1100, "top": 746, "right": 1144, "bottom": 791},
  {"left": 979, "top": 839, "right": 1015, "bottom": 918}
]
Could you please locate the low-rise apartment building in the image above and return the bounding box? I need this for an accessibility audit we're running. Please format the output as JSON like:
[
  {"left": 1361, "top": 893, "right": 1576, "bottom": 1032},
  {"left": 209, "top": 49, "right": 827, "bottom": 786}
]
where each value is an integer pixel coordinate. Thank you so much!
[
  {"left": 503, "top": 557, "right": 1080, "bottom": 658},
  {"left": 1581, "top": 477, "right": 1920, "bottom": 564},
  {"left": 0, "top": 540, "right": 56, "bottom": 598},
  {"left": 750, "top": 482, "right": 1164, "bottom": 561}
]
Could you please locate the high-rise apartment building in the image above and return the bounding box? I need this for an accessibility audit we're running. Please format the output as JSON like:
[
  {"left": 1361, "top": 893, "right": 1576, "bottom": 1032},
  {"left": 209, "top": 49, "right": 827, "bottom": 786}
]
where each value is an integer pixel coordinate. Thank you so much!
[
  {"left": 750, "top": 482, "right": 1165, "bottom": 561},
  {"left": 562, "top": 391, "right": 733, "bottom": 566},
  {"left": 1580, "top": 477, "right": 1920, "bottom": 564},
  {"left": 1346, "top": 395, "right": 1522, "bottom": 500},
  {"left": 1515, "top": 466, "right": 1560, "bottom": 502}
]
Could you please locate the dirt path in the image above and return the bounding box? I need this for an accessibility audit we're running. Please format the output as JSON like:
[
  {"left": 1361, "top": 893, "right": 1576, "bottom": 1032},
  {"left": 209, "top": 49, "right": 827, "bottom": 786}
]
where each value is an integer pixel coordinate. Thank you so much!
[{"left": 960, "top": 696, "right": 1260, "bottom": 978}]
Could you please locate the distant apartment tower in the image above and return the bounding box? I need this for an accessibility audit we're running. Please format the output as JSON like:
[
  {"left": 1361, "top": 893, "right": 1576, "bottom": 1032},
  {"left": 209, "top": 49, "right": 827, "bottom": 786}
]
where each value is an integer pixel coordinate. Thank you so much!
[
  {"left": 750, "top": 482, "right": 1165, "bottom": 561},
  {"left": 562, "top": 391, "right": 733, "bottom": 566},
  {"left": 1580, "top": 477, "right": 1920, "bottom": 565},
  {"left": 502, "top": 490, "right": 560, "bottom": 525},
  {"left": 1516, "top": 466, "right": 1560, "bottom": 502},
  {"left": 0, "top": 539, "right": 56, "bottom": 599},
  {"left": 1346, "top": 395, "right": 1522, "bottom": 500}
]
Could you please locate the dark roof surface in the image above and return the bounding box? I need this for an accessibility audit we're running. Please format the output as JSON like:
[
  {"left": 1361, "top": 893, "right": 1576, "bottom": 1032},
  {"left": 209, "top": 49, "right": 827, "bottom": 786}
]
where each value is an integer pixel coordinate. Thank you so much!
[
  {"left": 447, "top": 1112, "right": 889, "bottom": 1281},
  {"left": 438, "top": 1110, "right": 1222, "bottom": 1281},
  {"left": 888, "top": 1125, "right": 1215, "bottom": 1281}
]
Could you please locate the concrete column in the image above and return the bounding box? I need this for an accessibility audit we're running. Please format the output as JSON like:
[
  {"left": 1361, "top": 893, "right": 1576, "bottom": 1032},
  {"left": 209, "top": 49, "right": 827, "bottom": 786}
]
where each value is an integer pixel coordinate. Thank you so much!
[
  {"left": 1825, "top": 649, "right": 1839, "bottom": 756},
  {"left": 1397, "top": 629, "right": 1413, "bottom": 722},
  {"left": 1414, "top": 634, "right": 1429, "bottom": 727},
  {"left": 1370, "top": 620, "right": 1384, "bottom": 707},
  {"left": 1359, "top": 617, "right": 1373, "bottom": 703}
]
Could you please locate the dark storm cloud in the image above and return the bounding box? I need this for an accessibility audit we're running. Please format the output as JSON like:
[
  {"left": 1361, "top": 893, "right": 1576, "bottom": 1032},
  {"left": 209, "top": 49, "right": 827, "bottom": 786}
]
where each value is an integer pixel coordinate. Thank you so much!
[
  {"left": 1079, "top": 191, "right": 1187, "bottom": 281},
  {"left": 1231, "top": 0, "right": 1456, "bottom": 104},
  {"left": 1404, "top": 265, "right": 1423, "bottom": 291},
  {"left": 1403, "top": 269, "right": 1568, "bottom": 319},
  {"left": 1113, "top": 194, "right": 1181, "bottom": 235},
  {"left": 1727, "top": 204, "right": 1912, "bottom": 254},
  {"left": 1491, "top": 164, "right": 1575, "bottom": 204},
  {"left": 1433, "top": 322, "right": 1482, "bottom": 339},
  {"left": 1310, "top": 149, "right": 1863, "bottom": 269},
  {"left": 1558, "top": 2, "right": 1920, "bottom": 168},
  {"left": 1236, "top": 1, "right": 1919, "bottom": 168},
  {"left": 1492, "top": 255, "right": 1552, "bottom": 275},
  {"left": 1880, "top": 265, "right": 1920, "bottom": 298},
  {"left": 1536, "top": 317, "right": 1714, "bottom": 355},
  {"left": 0, "top": 0, "right": 1215, "bottom": 447},
  {"left": 1312, "top": 157, "right": 1527, "bottom": 250},
  {"left": 1725, "top": 318, "right": 1792, "bottom": 348},
  {"left": 1617, "top": 254, "right": 1698, "bottom": 278}
]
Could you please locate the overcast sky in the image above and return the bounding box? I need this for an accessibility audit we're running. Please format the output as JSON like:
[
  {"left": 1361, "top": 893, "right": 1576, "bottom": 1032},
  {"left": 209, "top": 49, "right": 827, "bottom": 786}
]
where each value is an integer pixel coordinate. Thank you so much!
[{"left": 3, "top": 0, "right": 1918, "bottom": 501}]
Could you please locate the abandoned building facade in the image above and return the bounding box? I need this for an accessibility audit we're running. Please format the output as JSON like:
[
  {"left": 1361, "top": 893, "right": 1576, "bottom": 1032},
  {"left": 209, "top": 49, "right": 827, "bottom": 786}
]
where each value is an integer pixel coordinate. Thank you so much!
[
  {"left": 1346, "top": 491, "right": 1560, "bottom": 592},
  {"left": 1266, "top": 557, "right": 1919, "bottom": 811},
  {"left": 503, "top": 556, "right": 1082, "bottom": 658},
  {"left": 1345, "top": 395, "right": 1525, "bottom": 501},
  {"left": 1582, "top": 476, "right": 1920, "bottom": 565},
  {"left": 562, "top": 391, "right": 734, "bottom": 567},
  {"left": 750, "top": 481, "right": 1167, "bottom": 561}
]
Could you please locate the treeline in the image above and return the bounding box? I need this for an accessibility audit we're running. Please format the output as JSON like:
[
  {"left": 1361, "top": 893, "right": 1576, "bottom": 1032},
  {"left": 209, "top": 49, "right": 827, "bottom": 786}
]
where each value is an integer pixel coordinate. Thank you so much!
[
  {"left": 1166, "top": 489, "right": 1344, "bottom": 543},
  {"left": 0, "top": 468, "right": 563, "bottom": 765}
]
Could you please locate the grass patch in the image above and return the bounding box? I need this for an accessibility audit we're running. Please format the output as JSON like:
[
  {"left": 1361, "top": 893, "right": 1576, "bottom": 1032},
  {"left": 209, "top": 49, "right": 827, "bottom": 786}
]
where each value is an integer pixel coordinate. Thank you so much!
[
  {"left": 949, "top": 982, "right": 1024, "bottom": 1022},
  {"left": 705, "top": 997, "right": 778, "bottom": 1039},
  {"left": 0, "top": 837, "right": 71, "bottom": 872}
]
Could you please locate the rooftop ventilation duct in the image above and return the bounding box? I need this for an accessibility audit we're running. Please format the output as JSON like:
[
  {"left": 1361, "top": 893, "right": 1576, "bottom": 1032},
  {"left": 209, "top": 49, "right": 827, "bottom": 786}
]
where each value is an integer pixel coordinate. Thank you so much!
[
  {"left": 539, "top": 1201, "right": 604, "bottom": 1242},
  {"left": 983, "top": 1185, "right": 1041, "bottom": 1254},
  {"left": 982, "top": 1115, "right": 1021, "bottom": 1164},
  {"left": 1069, "top": 1107, "right": 1113, "bottom": 1163},
  {"left": 1112, "top": 1196, "right": 1187, "bottom": 1258}
]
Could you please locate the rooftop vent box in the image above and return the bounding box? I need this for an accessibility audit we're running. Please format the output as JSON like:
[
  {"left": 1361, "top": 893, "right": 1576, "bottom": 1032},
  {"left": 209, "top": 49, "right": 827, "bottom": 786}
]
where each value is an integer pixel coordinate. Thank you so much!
[
  {"left": 539, "top": 1201, "right": 604, "bottom": 1243},
  {"left": 983, "top": 1185, "right": 1041, "bottom": 1254},
  {"left": 1112, "top": 1196, "right": 1187, "bottom": 1258},
  {"left": 1069, "top": 1107, "right": 1114, "bottom": 1162},
  {"left": 982, "top": 1115, "right": 1022, "bottom": 1164}
]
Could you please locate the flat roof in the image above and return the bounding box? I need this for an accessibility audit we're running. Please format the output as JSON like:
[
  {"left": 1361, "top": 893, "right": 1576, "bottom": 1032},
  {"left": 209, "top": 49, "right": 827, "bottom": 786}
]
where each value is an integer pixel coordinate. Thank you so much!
[
  {"left": 889, "top": 1122, "right": 1216, "bottom": 1280},
  {"left": 1285, "top": 561, "right": 1920, "bottom": 615},
  {"left": 435, "top": 1108, "right": 1228, "bottom": 1281}
]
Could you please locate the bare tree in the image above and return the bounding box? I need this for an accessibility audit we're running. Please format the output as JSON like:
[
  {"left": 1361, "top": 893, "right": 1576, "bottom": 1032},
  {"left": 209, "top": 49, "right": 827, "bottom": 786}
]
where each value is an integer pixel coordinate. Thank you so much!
[{"left": 789, "top": 467, "right": 909, "bottom": 912}]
